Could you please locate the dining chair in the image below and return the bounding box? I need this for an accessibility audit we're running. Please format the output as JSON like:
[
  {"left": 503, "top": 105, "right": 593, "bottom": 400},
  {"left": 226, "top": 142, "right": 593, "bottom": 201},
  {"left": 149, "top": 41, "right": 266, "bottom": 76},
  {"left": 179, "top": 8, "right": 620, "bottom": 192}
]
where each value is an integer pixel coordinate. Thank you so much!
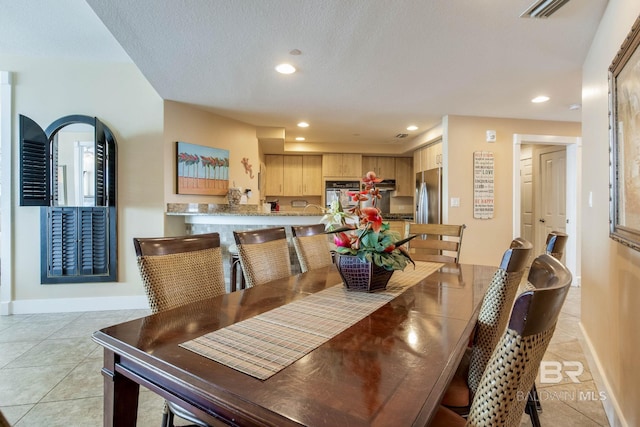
[
  {"left": 233, "top": 226, "right": 292, "bottom": 287},
  {"left": 545, "top": 230, "right": 568, "bottom": 260},
  {"left": 441, "top": 238, "right": 533, "bottom": 412},
  {"left": 133, "top": 232, "right": 226, "bottom": 427},
  {"left": 405, "top": 223, "right": 466, "bottom": 263},
  {"left": 0, "top": 409, "right": 9, "bottom": 427},
  {"left": 291, "top": 223, "right": 334, "bottom": 273},
  {"left": 430, "top": 253, "right": 572, "bottom": 427}
]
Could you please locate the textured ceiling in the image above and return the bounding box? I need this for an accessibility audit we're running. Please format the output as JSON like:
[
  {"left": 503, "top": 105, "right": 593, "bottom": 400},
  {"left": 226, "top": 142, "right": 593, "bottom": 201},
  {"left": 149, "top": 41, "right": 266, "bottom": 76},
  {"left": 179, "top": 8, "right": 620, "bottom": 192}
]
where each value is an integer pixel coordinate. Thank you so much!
[{"left": 1, "top": 0, "right": 608, "bottom": 149}]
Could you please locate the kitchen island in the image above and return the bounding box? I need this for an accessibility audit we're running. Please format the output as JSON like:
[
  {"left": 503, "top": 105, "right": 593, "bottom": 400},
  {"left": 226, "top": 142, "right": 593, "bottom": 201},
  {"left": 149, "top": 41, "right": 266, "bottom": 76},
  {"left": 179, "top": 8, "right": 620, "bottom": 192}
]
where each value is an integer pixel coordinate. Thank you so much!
[
  {"left": 167, "top": 203, "right": 326, "bottom": 289},
  {"left": 166, "top": 203, "right": 412, "bottom": 291}
]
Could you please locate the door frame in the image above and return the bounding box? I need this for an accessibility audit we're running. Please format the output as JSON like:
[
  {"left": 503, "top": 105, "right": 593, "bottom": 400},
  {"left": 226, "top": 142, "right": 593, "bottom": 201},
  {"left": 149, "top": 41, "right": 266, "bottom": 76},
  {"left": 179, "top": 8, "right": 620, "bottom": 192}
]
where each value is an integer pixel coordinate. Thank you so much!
[
  {"left": 1, "top": 71, "right": 13, "bottom": 314},
  {"left": 513, "top": 134, "right": 581, "bottom": 286}
]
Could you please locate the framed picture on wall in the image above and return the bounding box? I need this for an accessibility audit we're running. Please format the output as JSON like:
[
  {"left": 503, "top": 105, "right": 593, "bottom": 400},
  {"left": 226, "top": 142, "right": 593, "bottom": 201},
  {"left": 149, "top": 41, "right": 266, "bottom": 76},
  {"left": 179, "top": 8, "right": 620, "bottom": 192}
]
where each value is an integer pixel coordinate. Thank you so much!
[
  {"left": 609, "top": 15, "right": 640, "bottom": 251},
  {"left": 176, "top": 141, "right": 229, "bottom": 196}
]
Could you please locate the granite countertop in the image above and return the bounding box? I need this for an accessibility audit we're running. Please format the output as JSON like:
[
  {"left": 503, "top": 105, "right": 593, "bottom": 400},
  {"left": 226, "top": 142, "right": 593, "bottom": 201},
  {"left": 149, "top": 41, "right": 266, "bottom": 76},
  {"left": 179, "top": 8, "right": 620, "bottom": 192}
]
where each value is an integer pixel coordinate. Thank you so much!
[
  {"left": 166, "top": 203, "right": 325, "bottom": 216},
  {"left": 166, "top": 203, "right": 413, "bottom": 220}
]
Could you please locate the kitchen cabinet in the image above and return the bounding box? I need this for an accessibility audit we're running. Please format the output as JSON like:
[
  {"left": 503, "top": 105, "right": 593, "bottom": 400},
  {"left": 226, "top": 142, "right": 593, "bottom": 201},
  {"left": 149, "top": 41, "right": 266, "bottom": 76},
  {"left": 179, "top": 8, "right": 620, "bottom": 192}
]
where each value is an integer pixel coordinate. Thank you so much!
[
  {"left": 302, "top": 155, "right": 322, "bottom": 195},
  {"left": 393, "top": 157, "right": 413, "bottom": 197},
  {"left": 283, "top": 155, "right": 303, "bottom": 196},
  {"left": 414, "top": 142, "right": 442, "bottom": 173},
  {"left": 362, "top": 156, "right": 395, "bottom": 179},
  {"left": 265, "top": 155, "right": 323, "bottom": 196},
  {"left": 322, "top": 154, "right": 362, "bottom": 178},
  {"left": 265, "top": 155, "right": 284, "bottom": 196},
  {"left": 387, "top": 220, "right": 407, "bottom": 238}
]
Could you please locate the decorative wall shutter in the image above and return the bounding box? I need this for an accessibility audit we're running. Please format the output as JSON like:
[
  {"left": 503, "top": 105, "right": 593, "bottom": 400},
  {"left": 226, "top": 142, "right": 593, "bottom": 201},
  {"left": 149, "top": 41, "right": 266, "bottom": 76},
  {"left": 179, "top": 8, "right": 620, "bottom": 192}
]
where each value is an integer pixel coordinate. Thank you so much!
[
  {"left": 19, "top": 115, "right": 50, "bottom": 206},
  {"left": 79, "top": 207, "right": 109, "bottom": 275},
  {"left": 21, "top": 114, "right": 118, "bottom": 284},
  {"left": 47, "top": 207, "right": 79, "bottom": 277}
]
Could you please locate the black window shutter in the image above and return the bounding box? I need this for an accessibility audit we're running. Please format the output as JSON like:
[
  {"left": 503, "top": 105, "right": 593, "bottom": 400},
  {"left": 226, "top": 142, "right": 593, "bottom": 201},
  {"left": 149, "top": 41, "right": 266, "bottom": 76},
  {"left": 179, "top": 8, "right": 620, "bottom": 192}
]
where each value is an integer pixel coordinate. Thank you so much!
[
  {"left": 79, "top": 207, "right": 109, "bottom": 275},
  {"left": 95, "top": 119, "right": 106, "bottom": 206},
  {"left": 20, "top": 115, "right": 50, "bottom": 206},
  {"left": 47, "top": 207, "right": 78, "bottom": 277}
]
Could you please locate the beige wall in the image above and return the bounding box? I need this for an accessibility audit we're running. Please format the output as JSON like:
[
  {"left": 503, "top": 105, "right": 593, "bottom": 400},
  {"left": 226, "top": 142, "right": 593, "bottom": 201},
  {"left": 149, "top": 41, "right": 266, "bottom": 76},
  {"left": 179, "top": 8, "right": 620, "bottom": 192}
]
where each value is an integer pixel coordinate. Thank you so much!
[
  {"left": 163, "top": 101, "right": 261, "bottom": 208},
  {"left": 582, "top": 1, "right": 640, "bottom": 425},
  {"left": 444, "top": 115, "right": 580, "bottom": 266},
  {"left": 2, "top": 54, "right": 164, "bottom": 309}
]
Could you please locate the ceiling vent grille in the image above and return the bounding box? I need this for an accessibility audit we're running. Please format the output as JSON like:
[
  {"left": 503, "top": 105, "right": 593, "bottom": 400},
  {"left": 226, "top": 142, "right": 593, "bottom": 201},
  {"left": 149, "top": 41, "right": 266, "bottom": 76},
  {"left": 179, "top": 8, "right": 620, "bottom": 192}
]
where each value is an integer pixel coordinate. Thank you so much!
[{"left": 520, "top": 0, "right": 570, "bottom": 18}]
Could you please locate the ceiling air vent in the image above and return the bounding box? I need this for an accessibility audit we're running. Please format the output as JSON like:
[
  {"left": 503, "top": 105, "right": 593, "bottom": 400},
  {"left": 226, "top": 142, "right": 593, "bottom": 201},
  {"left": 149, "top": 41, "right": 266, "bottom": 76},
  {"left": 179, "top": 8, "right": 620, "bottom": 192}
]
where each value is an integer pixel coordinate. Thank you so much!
[
  {"left": 395, "top": 133, "right": 409, "bottom": 139},
  {"left": 520, "top": 0, "right": 570, "bottom": 18}
]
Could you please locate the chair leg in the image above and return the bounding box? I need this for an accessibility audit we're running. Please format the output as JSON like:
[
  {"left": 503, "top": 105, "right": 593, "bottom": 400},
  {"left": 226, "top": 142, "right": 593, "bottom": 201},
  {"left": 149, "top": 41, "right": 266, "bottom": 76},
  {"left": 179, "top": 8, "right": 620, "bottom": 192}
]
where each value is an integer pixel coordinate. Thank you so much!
[
  {"left": 525, "top": 388, "right": 542, "bottom": 427},
  {"left": 532, "top": 383, "right": 542, "bottom": 412}
]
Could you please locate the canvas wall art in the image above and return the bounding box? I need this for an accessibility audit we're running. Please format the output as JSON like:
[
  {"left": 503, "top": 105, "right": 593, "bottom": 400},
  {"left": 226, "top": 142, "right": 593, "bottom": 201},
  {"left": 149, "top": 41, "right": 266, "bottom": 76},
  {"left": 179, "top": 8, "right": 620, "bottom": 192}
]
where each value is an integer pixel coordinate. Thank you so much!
[{"left": 176, "top": 141, "right": 229, "bottom": 196}]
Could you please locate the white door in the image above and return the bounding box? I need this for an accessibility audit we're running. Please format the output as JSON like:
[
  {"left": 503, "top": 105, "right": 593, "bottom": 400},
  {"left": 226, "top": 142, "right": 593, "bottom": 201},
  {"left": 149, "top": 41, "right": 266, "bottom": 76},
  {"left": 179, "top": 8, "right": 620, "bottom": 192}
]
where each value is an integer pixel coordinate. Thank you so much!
[
  {"left": 536, "top": 148, "right": 567, "bottom": 258},
  {"left": 520, "top": 147, "right": 534, "bottom": 245}
]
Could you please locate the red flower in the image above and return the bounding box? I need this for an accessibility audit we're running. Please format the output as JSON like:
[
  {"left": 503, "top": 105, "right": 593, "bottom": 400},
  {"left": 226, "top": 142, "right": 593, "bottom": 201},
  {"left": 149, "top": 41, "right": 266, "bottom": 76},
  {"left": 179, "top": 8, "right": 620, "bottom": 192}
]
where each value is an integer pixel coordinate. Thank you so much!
[
  {"left": 361, "top": 207, "right": 383, "bottom": 232},
  {"left": 334, "top": 232, "right": 352, "bottom": 248},
  {"left": 362, "top": 170, "right": 383, "bottom": 187}
]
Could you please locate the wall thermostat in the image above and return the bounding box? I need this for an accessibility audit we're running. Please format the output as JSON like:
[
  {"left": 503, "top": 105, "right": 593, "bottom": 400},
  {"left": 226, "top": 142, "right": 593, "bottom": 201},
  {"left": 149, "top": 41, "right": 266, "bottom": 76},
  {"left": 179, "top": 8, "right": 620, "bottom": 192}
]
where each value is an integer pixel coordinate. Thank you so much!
[{"left": 486, "top": 130, "right": 497, "bottom": 142}]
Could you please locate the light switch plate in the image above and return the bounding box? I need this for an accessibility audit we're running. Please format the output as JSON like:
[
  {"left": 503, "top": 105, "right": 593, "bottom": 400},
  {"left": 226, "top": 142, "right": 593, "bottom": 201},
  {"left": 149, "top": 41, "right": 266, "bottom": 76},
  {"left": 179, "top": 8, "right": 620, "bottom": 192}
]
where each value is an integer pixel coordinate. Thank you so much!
[{"left": 451, "top": 197, "right": 460, "bottom": 207}]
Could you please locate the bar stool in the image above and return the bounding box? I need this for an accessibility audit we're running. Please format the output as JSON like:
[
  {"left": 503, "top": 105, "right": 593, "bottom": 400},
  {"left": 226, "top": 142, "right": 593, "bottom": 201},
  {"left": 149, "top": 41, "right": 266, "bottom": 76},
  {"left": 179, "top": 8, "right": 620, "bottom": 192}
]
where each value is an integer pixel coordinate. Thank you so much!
[{"left": 228, "top": 243, "right": 245, "bottom": 292}]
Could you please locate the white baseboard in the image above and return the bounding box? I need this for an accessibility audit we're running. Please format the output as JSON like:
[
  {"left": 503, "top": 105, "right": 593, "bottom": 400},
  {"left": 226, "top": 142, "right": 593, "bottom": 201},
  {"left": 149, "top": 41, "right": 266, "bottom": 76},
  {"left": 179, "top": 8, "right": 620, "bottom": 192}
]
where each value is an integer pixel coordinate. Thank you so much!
[
  {"left": 4, "top": 295, "right": 150, "bottom": 315},
  {"left": 579, "top": 322, "right": 627, "bottom": 427}
]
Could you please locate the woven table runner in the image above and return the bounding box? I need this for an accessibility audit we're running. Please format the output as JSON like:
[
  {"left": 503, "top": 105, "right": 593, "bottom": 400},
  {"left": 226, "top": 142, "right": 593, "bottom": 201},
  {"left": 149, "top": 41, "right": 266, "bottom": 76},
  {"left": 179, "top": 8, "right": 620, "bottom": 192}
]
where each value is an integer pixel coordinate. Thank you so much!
[{"left": 179, "top": 261, "right": 443, "bottom": 380}]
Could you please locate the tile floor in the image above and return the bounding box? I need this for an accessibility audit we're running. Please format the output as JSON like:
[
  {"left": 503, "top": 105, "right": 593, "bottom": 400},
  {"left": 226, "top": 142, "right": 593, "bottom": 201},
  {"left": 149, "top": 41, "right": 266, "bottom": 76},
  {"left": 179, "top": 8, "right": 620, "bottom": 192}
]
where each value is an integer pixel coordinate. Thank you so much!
[{"left": 0, "top": 287, "right": 609, "bottom": 426}]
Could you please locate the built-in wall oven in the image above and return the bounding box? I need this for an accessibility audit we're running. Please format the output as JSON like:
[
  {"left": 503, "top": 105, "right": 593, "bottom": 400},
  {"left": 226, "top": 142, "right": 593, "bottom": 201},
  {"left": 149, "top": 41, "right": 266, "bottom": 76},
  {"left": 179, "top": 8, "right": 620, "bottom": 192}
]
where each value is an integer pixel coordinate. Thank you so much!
[{"left": 325, "top": 181, "right": 360, "bottom": 209}]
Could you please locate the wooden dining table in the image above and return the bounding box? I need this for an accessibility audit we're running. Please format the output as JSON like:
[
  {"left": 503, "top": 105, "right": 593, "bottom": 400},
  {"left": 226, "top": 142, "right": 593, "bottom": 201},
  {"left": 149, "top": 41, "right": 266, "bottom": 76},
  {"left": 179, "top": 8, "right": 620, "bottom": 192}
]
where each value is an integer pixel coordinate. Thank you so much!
[{"left": 92, "top": 262, "right": 495, "bottom": 427}]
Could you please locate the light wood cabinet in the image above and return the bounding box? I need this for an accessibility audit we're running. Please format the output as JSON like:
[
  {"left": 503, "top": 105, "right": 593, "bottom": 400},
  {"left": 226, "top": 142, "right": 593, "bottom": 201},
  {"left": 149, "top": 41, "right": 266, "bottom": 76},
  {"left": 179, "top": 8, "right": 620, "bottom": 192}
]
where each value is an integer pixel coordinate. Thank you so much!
[
  {"left": 362, "top": 156, "right": 395, "bottom": 179},
  {"left": 322, "top": 154, "right": 362, "bottom": 178},
  {"left": 265, "top": 155, "right": 322, "bottom": 196},
  {"left": 387, "top": 220, "right": 407, "bottom": 238},
  {"left": 393, "top": 157, "right": 413, "bottom": 197},
  {"left": 283, "top": 155, "right": 303, "bottom": 196},
  {"left": 302, "top": 155, "right": 322, "bottom": 195},
  {"left": 414, "top": 142, "right": 442, "bottom": 173},
  {"left": 265, "top": 155, "right": 284, "bottom": 196}
]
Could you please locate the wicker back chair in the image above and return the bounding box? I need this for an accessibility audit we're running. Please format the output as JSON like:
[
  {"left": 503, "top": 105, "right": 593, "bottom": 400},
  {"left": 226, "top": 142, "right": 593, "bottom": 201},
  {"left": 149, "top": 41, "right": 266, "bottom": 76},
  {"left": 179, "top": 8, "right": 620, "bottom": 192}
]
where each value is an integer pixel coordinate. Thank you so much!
[
  {"left": 233, "top": 227, "right": 292, "bottom": 287},
  {"left": 133, "top": 233, "right": 226, "bottom": 314},
  {"left": 405, "top": 223, "right": 466, "bottom": 263},
  {"left": 133, "top": 232, "right": 226, "bottom": 427},
  {"left": 467, "top": 237, "right": 533, "bottom": 394},
  {"left": 431, "top": 253, "right": 572, "bottom": 427},
  {"left": 291, "top": 224, "right": 334, "bottom": 273},
  {"left": 441, "top": 238, "right": 533, "bottom": 411},
  {"left": 545, "top": 231, "right": 568, "bottom": 261}
]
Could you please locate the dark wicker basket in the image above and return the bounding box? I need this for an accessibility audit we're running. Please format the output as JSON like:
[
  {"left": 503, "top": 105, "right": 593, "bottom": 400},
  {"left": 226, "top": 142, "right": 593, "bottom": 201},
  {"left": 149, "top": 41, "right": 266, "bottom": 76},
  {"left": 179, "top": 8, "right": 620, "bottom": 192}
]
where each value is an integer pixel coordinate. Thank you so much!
[{"left": 335, "top": 254, "right": 394, "bottom": 292}]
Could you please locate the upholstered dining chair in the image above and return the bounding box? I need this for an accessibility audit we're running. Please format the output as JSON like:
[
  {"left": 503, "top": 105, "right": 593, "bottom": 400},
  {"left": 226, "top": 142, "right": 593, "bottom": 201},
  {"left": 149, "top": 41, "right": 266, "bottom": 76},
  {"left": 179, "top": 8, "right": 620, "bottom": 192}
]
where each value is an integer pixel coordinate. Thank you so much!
[
  {"left": 233, "top": 226, "right": 292, "bottom": 287},
  {"left": 441, "top": 238, "right": 533, "bottom": 412},
  {"left": 405, "top": 223, "right": 466, "bottom": 263},
  {"left": 545, "top": 230, "right": 568, "bottom": 261},
  {"left": 133, "top": 232, "right": 226, "bottom": 427},
  {"left": 291, "top": 223, "right": 334, "bottom": 273},
  {"left": 430, "top": 253, "right": 572, "bottom": 427}
]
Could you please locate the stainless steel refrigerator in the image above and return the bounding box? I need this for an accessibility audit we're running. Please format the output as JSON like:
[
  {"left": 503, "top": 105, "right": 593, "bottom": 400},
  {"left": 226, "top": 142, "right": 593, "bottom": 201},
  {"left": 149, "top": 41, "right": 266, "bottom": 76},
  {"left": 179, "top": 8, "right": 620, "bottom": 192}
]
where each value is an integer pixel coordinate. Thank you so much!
[{"left": 415, "top": 168, "right": 442, "bottom": 224}]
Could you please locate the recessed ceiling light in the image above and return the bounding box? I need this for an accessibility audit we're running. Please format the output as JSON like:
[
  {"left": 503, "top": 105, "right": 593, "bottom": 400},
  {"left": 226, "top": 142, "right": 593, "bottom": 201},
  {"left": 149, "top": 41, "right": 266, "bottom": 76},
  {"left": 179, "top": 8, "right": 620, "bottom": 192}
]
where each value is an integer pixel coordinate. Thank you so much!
[
  {"left": 531, "top": 95, "right": 550, "bottom": 103},
  {"left": 275, "top": 63, "right": 296, "bottom": 74},
  {"left": 407, "top": 125, "right": 418, "bottom": 131},
  {"left": 297, "top": 122, "right": 309, "bottom": 128},
  {"left": 569, "top": 103, "right": 581, "bottom": 111},
  {"left": 289, "top": 49, "right": 302, "bottom": 56},
  {"left": 295, "top": 137, "right": 305, "bottom": 141}
]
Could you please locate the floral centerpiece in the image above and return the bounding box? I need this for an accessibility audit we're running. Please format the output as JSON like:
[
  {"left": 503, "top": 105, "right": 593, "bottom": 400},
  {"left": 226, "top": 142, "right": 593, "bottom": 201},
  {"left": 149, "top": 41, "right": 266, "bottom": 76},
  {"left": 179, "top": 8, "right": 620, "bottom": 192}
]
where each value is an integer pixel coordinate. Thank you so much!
[{"left": 321, "top": 171, "right": 415, "bottom": 291}]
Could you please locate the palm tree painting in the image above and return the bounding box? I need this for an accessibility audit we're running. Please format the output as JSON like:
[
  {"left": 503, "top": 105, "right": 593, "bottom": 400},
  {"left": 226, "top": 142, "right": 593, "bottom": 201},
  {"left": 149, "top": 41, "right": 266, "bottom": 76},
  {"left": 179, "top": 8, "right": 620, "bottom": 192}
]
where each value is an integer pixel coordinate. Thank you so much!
[{"left": 176, "top": 141, "right": 229, "bottom": 195}]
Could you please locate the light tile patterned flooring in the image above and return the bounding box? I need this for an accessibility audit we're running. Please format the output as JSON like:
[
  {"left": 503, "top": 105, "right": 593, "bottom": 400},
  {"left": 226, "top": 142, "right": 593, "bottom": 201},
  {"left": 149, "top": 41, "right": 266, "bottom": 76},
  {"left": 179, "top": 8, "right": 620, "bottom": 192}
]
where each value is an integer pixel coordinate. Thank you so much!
[{"left": 0, "top": 287, "right": 609, "bottom": 426}]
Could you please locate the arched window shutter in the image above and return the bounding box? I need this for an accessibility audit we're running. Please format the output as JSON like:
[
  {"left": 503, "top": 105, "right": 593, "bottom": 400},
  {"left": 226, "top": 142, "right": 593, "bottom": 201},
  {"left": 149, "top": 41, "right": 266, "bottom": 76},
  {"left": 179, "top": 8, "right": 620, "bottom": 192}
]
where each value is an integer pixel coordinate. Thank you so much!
[{"left": 20, "top": 115, "right": 50, "bottom": 206}]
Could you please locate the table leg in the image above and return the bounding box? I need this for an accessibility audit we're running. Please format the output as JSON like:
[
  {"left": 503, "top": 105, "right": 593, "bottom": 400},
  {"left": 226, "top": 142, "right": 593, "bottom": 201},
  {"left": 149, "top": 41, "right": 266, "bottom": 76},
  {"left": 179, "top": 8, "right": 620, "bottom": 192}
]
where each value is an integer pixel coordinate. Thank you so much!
[{"left": 101, "top": 349, "right": 140, "bottom": 427}]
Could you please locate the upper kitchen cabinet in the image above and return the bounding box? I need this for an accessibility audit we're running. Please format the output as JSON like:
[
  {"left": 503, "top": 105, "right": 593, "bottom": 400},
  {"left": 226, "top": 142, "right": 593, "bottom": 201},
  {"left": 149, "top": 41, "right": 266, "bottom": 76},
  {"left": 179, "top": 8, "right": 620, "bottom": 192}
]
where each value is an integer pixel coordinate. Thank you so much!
[
  {"left": 362, "top": 156, "right": 395, "bottom": 179},
  {"left": 393, "top": 157, "right": 413, "bottom": 197},
  {"left": 322, "top": 154, "right": 362, "bottom": 178},
  {"left": 414, "top": 142, "right": 442, "bottom": 173},
  {"left": 301, "top": 155, "right": 322, "bottom": 195},
  {"left": 265, "top": 155, "right": 323, "bottom": 196},
  {"left": 264, "top": 154, "right": 284, "bottom": 196}
]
